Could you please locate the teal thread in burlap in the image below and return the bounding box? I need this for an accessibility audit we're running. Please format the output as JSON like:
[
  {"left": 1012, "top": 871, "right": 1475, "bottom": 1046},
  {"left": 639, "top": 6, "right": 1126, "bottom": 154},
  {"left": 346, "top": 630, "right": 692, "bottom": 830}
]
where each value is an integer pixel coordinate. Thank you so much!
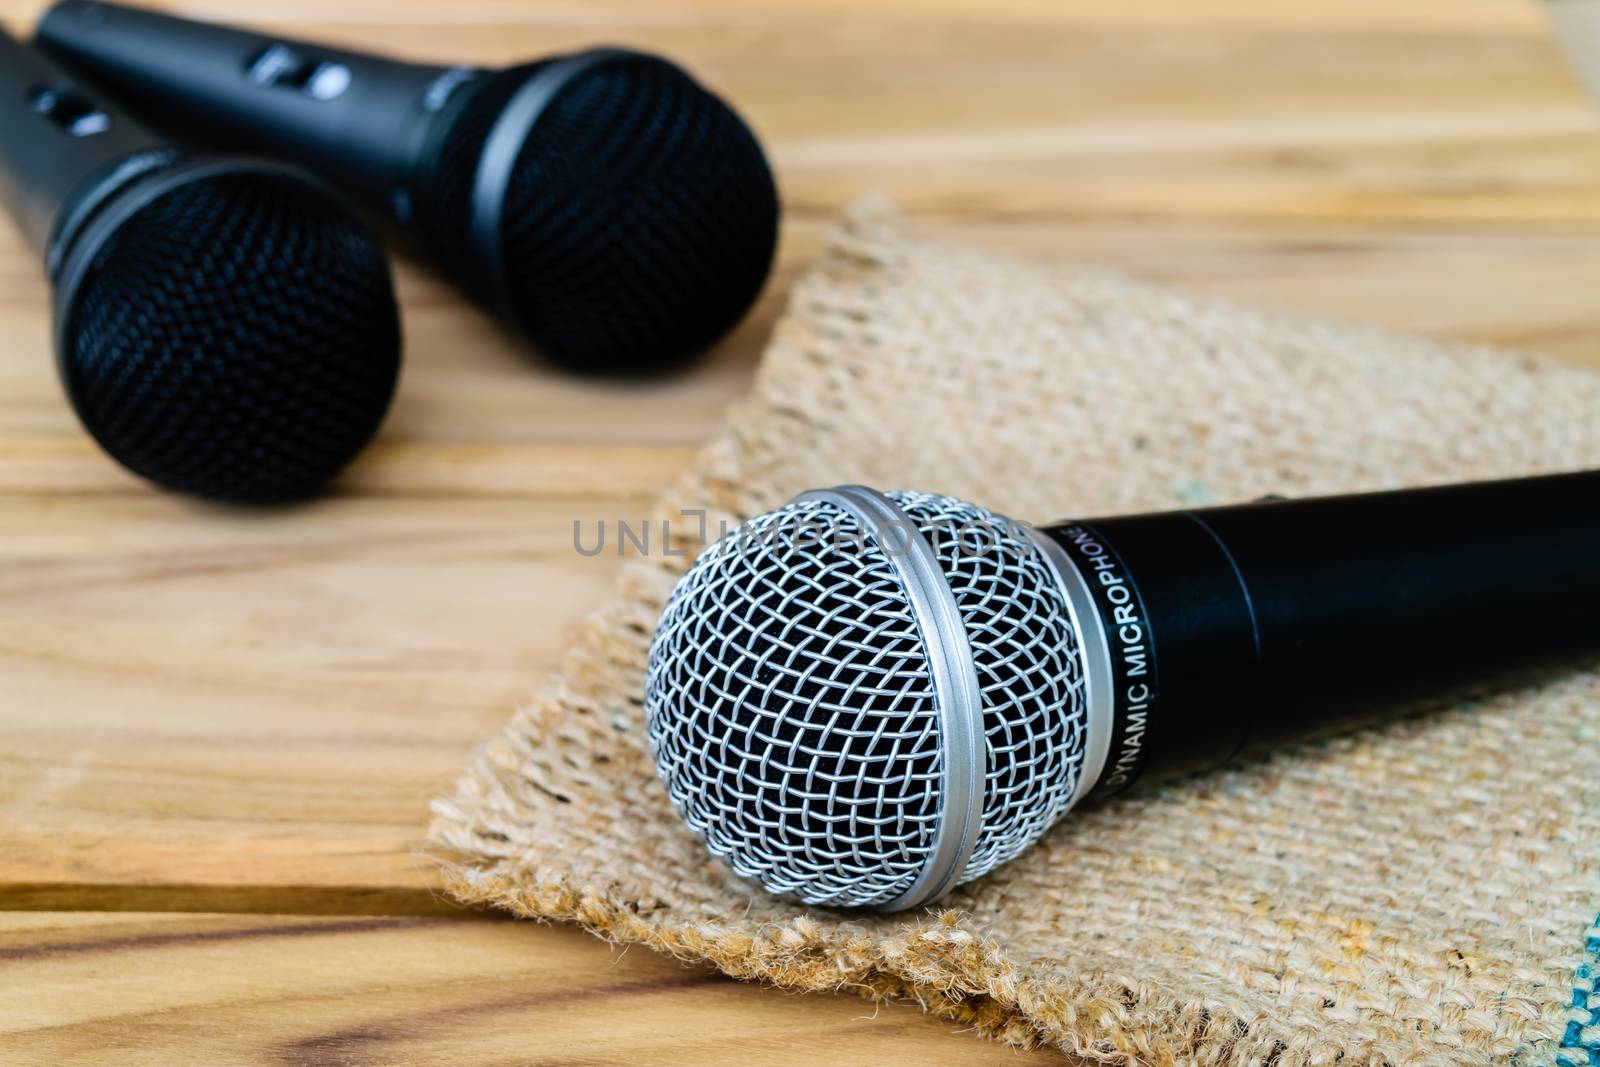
[{"left": 1558, "top": 917, "right": 1600, "bottom": 1067}]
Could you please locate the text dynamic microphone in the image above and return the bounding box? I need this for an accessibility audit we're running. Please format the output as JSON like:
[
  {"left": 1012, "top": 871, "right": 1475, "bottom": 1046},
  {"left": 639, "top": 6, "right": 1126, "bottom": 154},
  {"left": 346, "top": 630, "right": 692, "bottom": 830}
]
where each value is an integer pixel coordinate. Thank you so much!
[
  {"left": 37, "top": 0, "right": 781, "bottom": 374},
  {"left": 645, "top": 473, "right": 1600, "bottom": 910},
  {"left": 0, "top": 30, "right": 401, "bottom": 502}
]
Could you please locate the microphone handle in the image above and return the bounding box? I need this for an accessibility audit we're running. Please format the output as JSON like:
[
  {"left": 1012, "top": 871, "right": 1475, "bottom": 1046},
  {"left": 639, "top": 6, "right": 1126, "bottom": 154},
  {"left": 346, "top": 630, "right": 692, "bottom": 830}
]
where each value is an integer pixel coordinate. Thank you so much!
[
  {"left": 36, "top": 0, "right": 469, "bottom": 225},
  {"left": 0, "top": 27, "right": 168, "bottom": 264},
  {"left": 1041, "top": 469, "right": 1600, "bottom": 801}
]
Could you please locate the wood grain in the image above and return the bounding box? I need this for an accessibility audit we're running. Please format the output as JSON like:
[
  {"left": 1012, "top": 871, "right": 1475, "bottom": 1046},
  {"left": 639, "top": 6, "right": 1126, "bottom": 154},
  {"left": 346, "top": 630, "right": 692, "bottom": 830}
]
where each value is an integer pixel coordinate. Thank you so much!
[
  {"left": 0, "top": 912, "right": 1054, "bottom": 1066},
  {"left": 1, "top": 0, "right": 1598, "bottom": 1060}
]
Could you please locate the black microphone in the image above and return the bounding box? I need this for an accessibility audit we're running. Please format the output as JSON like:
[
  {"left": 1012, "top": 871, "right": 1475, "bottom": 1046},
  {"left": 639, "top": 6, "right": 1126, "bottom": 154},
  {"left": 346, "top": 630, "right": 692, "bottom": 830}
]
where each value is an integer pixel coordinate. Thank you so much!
[
  {"left": 644, "top": 472, "right": 1600, "bottom": 909},
  {"left": 0, "top": 29, "right": 401, "bottom": 503},
  {"left": 36, "top": 0, "right": 781, "bottom": 374}
]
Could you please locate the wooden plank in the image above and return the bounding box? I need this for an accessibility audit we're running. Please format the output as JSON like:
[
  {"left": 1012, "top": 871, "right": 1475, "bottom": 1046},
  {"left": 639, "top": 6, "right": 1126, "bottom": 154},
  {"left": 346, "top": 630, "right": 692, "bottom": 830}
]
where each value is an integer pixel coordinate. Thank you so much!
[
  {"left": 0, "top": 912, "right": 1069, "bottom": 1065},
  {"left": 2, "top": 2, "right": 1596, "bottom": 231},
  {"left": 0, "top": 0, "right": 1554, "bottom": 33},
  {"left": 0, "top": 495, "right": 649, "bottom": 902},
  {"left": 2, "top": 0, "right": 1600, "bottom": 907}
]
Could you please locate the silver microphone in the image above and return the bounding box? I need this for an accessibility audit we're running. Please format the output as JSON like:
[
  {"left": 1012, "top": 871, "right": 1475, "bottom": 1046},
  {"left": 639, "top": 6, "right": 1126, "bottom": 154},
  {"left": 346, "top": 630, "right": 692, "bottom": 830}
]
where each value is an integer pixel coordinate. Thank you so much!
[
  {"left": 647, "top": 489, "right": 1091, "bottom": 911},
  {"left": 645, "top": 475, "right": 1600, "bottom": 910}
]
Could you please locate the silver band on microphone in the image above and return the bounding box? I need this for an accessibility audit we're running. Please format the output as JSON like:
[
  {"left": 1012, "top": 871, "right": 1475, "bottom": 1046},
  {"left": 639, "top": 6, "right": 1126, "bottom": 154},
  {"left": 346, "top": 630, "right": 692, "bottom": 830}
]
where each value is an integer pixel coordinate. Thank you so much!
[{"left": 795, "top": 486, "right": 986, "bottom": 912}]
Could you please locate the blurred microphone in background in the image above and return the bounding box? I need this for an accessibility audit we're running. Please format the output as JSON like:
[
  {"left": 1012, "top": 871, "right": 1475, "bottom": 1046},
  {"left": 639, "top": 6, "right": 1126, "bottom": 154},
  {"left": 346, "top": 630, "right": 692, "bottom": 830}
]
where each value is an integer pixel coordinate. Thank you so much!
[
  {"left": 37, "top": 0, "right": 781, "bottom": 375},
  {"left": 0, "top": 27, "right": 400, "bottom": 502}
]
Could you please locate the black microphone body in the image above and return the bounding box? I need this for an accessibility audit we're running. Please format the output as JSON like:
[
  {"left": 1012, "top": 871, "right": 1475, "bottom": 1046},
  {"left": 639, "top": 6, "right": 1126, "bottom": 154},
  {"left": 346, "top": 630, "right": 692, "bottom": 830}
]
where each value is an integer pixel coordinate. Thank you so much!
[
  {"left": 0, "top": 27, "right": 168, "bottom": 262},
  {"left": 0, "top": 28, "right": 401, "bottom": 502},
  {"left": 1046, "top": 470, "right": 1600, "bottom": 801},
  {"left": 35, "top": 2, "right": 460, "bottom": 225},
  {"left": 38, "top": 0, "right": 782, "bottom": 373}
]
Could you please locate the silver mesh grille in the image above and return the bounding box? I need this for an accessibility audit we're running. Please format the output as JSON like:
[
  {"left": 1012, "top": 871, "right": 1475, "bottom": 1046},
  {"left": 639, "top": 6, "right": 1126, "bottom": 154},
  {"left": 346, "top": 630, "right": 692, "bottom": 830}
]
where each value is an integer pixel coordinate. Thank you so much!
[{"left": 645, "top": 490, "right": 1088, "bottom": 909}]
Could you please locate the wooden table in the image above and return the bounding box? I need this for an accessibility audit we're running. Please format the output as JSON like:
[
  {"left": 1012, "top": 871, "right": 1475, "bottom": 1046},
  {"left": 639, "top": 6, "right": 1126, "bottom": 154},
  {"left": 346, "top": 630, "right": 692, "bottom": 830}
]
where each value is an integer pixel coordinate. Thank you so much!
[{"left": 4, "top": 1, "right": 1600, "bottom": 1062}]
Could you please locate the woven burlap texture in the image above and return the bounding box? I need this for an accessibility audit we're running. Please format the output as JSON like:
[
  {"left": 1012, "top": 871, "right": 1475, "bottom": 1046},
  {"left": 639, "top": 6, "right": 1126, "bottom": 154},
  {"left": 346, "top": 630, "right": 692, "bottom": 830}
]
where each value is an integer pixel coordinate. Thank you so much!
[{"left": 429, "top": 201, "right": 1600, "bottom": 1067}]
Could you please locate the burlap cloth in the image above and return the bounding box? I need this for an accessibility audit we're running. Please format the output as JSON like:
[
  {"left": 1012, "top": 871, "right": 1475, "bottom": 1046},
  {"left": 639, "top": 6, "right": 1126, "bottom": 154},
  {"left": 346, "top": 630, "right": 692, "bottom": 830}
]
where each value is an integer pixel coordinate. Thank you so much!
[{"left": 430, "top": 201, "right": 1600, "bottom": 1067}]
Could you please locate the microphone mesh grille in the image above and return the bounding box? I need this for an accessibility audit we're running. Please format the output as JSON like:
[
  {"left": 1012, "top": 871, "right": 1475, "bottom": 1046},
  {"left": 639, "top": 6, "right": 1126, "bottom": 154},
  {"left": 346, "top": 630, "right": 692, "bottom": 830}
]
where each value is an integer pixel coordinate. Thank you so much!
[
  {"left": 424, "top": 53, "right": 778, "bottom": 372},
  {"left": 646, "top": 492, "right": 1089, "bottom": 908},
  {"left": 647, "top": 497, "right": 942, "bottom": 908},
  {"left": 61, "top": 170, "right": 401, "bottom": 502}
]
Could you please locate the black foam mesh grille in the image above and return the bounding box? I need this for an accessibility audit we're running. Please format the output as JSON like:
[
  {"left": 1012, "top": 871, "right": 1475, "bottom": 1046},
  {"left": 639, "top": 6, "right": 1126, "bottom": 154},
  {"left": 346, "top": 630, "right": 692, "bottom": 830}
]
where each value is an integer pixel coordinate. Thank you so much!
[
  {"left": 60, "top": 170, "right": 401, "bottom": 503},
  {"left": 424, "top": 53, "right": 779, "bottom": 372}
]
